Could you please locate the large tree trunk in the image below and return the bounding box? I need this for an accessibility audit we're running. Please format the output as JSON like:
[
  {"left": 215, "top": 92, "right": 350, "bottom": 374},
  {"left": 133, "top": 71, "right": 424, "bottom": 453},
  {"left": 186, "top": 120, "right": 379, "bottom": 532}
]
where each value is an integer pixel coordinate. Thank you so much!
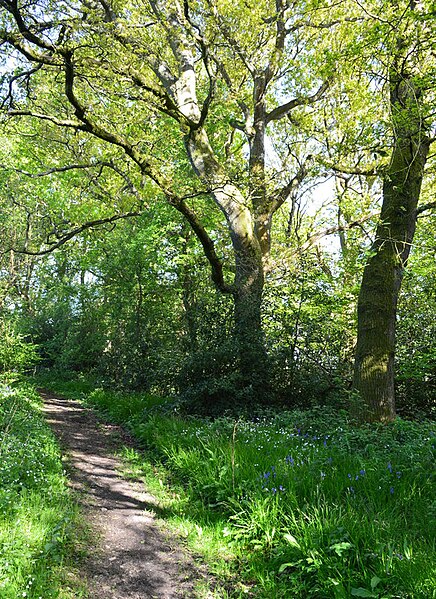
[
  {"left": 186, "top": 126, "right": 272, "bottom": 401},
  {"left": 231, "top": 229, "right": 268, "bottom": 399},
  {"left": 353, "top": 229, "right": 404, "bottom": 422},
  {"left": 353, "top": 67, "right": 430, "bottom": 421}
]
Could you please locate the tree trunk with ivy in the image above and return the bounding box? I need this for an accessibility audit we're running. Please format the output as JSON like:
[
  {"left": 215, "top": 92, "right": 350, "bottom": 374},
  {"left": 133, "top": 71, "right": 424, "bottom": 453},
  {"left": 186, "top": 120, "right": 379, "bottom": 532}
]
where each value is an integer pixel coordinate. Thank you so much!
[
  {"left": 232, "top": 228, "right": 268, "bottom": 398},
  {"left": 353, "top": 33, "right": 431, "bottom": 422}
]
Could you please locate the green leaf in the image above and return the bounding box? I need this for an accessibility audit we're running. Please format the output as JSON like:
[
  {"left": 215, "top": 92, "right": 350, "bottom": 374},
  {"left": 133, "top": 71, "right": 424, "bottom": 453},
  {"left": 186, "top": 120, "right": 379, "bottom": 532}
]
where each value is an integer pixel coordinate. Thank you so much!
[
  {"left": 371, "top": 576, "right": 381, "bottom": 591},
  {"left": 283, "top": 533, "right": 301, "bottom": 549},
  {"left": 330, "top": 541, "right": 353, "bottom": 556},
  {"left": 278, "top": 562, "right": 295, "bottom": 574},
  {"left": 351, "top": 588, "right": 377, "bottom": 598}
]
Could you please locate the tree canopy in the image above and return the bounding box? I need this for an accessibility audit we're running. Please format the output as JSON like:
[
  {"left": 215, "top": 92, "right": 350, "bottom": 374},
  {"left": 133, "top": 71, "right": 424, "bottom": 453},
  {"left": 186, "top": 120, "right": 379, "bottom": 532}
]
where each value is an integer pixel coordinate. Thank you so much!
[{"left": 0, "top": 0, "right": 435, "bottom": 419}]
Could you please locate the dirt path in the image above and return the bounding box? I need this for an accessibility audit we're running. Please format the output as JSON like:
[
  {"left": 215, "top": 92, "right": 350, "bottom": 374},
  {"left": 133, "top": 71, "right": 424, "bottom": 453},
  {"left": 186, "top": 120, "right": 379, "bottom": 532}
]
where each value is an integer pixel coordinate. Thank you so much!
[{"left": 41, "top": 391, "right": 208, "bottom": 599}]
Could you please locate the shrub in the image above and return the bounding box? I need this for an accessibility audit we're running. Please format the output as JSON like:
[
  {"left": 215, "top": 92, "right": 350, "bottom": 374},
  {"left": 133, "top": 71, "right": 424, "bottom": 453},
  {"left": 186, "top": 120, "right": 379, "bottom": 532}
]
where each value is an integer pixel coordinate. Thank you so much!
[{"left": 0, "top": 321, "right": 39, "bottom": 378}]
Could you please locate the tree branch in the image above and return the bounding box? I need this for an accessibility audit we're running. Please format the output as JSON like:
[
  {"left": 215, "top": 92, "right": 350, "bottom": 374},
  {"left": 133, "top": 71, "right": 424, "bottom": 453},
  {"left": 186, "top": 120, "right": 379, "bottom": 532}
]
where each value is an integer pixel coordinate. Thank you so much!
[
  {"left": 270, "top": 155, "right": 314, "bottom": 214},
  {"left": 183, "top": 0, "right": 215, "bottom": 128},
  {"left": 0, "top": 162, "right": 102, "bottom": 177},
  {"left": 264, "top": 0, "right": 289, "bottom": 84},
  {"left": 266, "top": 77, "right": 332, "bottom": 123},
  {"left": 0, "top": 64, "right": 42, "bottom": 109},
  {"left": 63, "top": 50, "right": 152, "bottom": 175},
  {"left": 0, "top": 0, "right": 56, "bottom": 52},
  {"left": 299, "top": 213, "right": 377, "bottom": 253},
  {"left": 206, "top": 0, "right": 256, "bottom": 76},
  {"left": 8, "top": 109, "right": 86, "bottom": 129},
  {"left": 5, "top": 211, "right": 142, "bottom": 256},
  {"left": 416, "top": 201, "right": 436, "bottom": 216},
  {"left": 170, "top": 196, "right": 233, "bottom": 294}
]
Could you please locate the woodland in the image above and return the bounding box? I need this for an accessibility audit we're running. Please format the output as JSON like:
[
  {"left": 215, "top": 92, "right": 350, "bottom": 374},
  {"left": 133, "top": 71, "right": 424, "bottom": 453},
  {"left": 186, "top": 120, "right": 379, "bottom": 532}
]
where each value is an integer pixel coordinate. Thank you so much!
[{"left": 0, "top": 0, "right": 435, "bottom": 597}]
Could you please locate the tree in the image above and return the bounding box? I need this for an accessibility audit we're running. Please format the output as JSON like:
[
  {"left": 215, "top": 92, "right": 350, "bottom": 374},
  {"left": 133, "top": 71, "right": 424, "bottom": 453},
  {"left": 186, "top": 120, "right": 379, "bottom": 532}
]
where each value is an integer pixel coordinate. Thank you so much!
[
  {"left": 0, "top": 0, "right": 340, "bottom": 401},
  {"left": 352, "top": 1, "right": 435, "bottom": 421}
]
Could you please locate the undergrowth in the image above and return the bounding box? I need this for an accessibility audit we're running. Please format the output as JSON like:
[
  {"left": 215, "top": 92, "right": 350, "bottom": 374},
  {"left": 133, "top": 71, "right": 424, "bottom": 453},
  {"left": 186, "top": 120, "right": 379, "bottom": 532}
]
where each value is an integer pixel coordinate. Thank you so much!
[
  {"left": 36, "top": 374, "right": 436, "bottom": 598},
  {"left": 0, "top": 381, "right": 87, "bottom": 598}
]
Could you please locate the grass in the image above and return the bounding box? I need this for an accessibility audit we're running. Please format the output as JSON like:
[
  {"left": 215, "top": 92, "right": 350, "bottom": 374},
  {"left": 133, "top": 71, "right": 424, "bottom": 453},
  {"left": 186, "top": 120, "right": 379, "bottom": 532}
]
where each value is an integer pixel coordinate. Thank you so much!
[
  {"left": 35, "top": 373, "right": 436, "bottom": 598},
  {"left": 0, "top": 380, "right": 88, "bottom": 599}
]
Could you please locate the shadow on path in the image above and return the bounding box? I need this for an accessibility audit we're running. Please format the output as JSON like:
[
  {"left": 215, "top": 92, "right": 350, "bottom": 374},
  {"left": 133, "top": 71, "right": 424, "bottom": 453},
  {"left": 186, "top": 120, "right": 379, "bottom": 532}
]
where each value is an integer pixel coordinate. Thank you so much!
[{"left": 41, "top": 392, "right": 205, "bottom": 599}]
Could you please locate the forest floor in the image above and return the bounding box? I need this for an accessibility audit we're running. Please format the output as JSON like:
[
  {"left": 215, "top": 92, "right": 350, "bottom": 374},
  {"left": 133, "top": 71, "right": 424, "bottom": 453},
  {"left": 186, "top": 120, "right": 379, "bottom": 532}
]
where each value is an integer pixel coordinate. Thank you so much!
[{"left": 40, "top": 390, "right": 211, "bottom": 599}]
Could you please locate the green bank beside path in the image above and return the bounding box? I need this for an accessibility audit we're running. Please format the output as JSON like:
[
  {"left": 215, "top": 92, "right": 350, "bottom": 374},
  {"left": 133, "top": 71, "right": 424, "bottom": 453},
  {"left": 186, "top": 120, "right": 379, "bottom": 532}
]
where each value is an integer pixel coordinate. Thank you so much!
[
  {"left": 36, "top": 375, "right": 436, "bottom": 599},
  {"left": 0, "top": 382, "right": 87, "bottom": 599}
]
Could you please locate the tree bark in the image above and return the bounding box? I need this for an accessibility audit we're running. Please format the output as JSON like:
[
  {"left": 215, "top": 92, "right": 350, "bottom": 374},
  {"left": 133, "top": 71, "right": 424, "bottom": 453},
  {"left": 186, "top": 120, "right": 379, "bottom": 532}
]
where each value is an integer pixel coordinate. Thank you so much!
[
  {"left": 231, "top": 226, "right": 268, "bottom": 398},
  {"left": 185, "top": 125, "right": 271, "bottom": 398},
  {"left": 353, "top": 58, "right": 430, "bottom": 421}
]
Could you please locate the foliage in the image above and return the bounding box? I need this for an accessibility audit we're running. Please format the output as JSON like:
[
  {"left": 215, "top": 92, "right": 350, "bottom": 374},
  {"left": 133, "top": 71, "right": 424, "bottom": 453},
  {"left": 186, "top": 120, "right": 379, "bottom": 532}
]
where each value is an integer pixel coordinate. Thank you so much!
[
  {"left": 396, "top": 213, "right": 436, "bottom": 418},
  {"left": 47, "top": 378, "right": 436, "bottom": 598},
  {"left": 0, "top": 321, "right": 39, "bottom": 379},
  {"left": 0, "top": 382, "right": 87, "bottom": 598},
  {"left": 0, "top": 0, "right": 434, "bottom": 419}
]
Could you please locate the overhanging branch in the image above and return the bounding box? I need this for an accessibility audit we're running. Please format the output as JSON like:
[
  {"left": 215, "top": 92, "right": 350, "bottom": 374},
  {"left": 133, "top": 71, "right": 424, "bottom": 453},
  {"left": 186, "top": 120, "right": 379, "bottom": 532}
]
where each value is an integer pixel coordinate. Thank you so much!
[
  {"left": 5, "top": 211, "right": 142, "bottom": 256},
  {"left": 0, "top": 162, "right": 102, "bottom": 177}
]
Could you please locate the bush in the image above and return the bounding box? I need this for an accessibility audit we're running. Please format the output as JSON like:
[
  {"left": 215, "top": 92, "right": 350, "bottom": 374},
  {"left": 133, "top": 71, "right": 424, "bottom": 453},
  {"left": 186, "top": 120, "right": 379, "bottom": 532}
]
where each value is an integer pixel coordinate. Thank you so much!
[{"left": 0, "top": 322, "right": 39, "bottom": 378}]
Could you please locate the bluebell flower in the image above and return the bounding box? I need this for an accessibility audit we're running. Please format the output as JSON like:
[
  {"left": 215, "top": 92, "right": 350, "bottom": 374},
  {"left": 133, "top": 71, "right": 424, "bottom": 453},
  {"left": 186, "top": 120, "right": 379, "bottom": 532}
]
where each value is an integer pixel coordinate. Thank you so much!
[
  {"left": 396, "top": 471, "right": 402, "bottom": 479},
  {"left": 390, "top": 486, "right": 394, "bottom": 494},
  {"left": 387, "top": 462, "right": 393, "bottom": 473}
]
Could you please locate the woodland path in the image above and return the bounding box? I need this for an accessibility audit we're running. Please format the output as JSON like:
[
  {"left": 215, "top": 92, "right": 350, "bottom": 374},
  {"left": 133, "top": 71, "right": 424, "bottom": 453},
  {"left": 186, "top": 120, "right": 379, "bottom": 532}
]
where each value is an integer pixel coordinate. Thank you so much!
[{"left": 40, "top": 391, "right": 208, "bottom": 599}]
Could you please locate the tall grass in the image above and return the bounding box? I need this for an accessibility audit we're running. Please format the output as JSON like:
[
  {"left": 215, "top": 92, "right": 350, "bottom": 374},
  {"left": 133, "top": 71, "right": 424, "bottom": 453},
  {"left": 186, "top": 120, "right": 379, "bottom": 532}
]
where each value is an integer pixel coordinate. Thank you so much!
[
  {"left": 37, "top": 375, "right": 435, "bottom": 598},
  {"left": 0, "top": 382, "right": 87, "bottom": 598}
]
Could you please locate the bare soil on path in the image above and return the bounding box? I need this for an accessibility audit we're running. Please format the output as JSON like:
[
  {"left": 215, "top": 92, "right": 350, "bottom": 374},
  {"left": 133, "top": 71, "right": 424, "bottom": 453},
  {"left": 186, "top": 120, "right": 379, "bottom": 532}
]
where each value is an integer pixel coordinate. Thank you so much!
[{"left": 40, "top": 391, "right": 209, "bottom": 599}]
